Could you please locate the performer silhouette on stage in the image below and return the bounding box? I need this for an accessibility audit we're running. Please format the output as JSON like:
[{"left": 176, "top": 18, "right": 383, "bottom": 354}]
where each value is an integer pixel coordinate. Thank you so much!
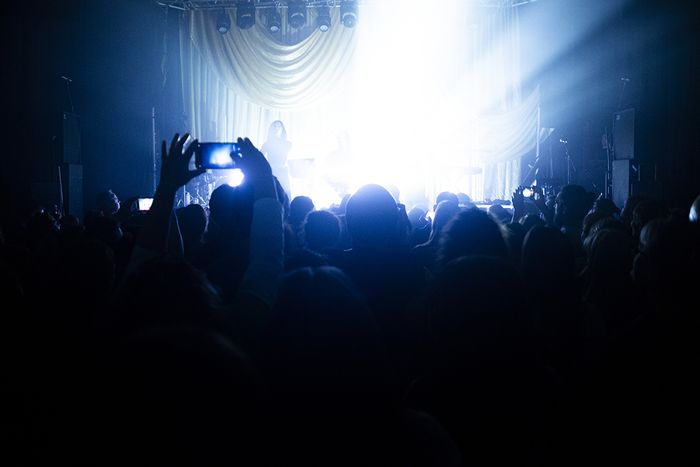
[{"left": 261, "top": 120, "right": 292, "bottom": 197}]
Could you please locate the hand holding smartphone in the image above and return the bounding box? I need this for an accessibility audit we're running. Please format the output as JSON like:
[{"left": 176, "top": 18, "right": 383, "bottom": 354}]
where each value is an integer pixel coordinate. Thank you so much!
[{"left": 195, "top": 142, "right": 241, "bottom": 170}]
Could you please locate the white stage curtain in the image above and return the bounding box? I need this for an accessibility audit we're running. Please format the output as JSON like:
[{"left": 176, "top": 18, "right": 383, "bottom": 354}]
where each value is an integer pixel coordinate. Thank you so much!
[
  {"left": 465, "top": 4, "right": 535, "bottom": 200},
  {"left": 180, "top": 8, "right": 356, "bottom": 150},
  {"left": 180, "top": 3, "right": 537, "bottom": 204}
]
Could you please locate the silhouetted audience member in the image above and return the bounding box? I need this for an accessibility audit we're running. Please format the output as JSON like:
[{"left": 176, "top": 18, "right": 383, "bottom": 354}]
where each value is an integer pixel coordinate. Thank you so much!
[
  {"left": 331, "top": 184, "right": 426, "bottom": 385},
  {"left": 284, "top": 210, "right": 341, "bottom": 271},
  {"left": 303, "top": 209, "right": 340, "bottom": 253},
  {"left": 98, "top": 326, "right": 268, "bottom": 465},
  {"left": 435, "top": 207, "right": 508, "bottom": 270},
  {"left": 285, "top": 195, "right": 314, "bottom": 255},
  {"left": 521, "top": 226, "right": 582, "bottom": 377},
  {"left": 412, "top": 200, "right": 460, "bottom": 273},
  {"left": 456, "top": 192, "right": 472, "bottom": 208},
  {"left": 95, "top": 189, "right": 121, "bottom": 217},
  {"left": 579, "top": 228, "right": 638, "bottom": 354},
  {"left": 619, "top": 194, "right": 643, "bottom": 228},
  {"left": 176, "top": 203, "right": 207, "bottom": 260},
  {"left": 630, "top": 199, "right": 668, "bottom": 247},
  {"left": 433, "top": 191, "right": 459, "bottom": 211},
  {"left": 84, "top": 211, "right": 123, "bottom": 250},
  {"left": 581, "top": 197, "right": 620, "bottom": 240},
  {"left": 596, "top": 213, "right": 699, "bottom": 466},
  {"left": 411, "top": 256, "right": 556, "bottom": 466},
  {"left": 262, "top": 266, "right": 459, "bottom": 466},
  {"left": 501, "top": 221, "right": 526, "bottom": 265},
  {"left": 487, "top": 203, "right": 511, "bottom": 224},
  {"left": 192, "top": 183, "right": 254, "bottom": 302},
  {"left": 553, "top": 184, "right": 595, "bottom": 260},
  {"left": 582, "top": 217, "right": 627, "bottom": 254},
  {"left": 519, "top": 212, "right": 545, "bottom": 233}
]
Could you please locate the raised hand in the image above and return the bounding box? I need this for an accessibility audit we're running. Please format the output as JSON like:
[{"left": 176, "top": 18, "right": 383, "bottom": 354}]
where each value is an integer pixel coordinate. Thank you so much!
[
  {"left": 512, "top": 186, "right": 526, "bottom": 211},
  {"left": 134, "top": 133, "right": 204, "bottom": 253},
  {"left": 233, "top": 137, "right": 277, "bottom": 201},
  {"left": 511, "top": 186, "right": 527, "bottom": 223},
  {"left": 159, "top": 133, "right": 205, "bottom": 191},
  {"left": 233, "top": 137, "right": 273, "bottom": 182}
]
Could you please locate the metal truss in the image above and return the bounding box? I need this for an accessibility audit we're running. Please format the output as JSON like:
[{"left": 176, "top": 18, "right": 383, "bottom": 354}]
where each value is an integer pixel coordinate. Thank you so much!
[{"left": 155, "top": 1, "right": 538, "bottom": 11}]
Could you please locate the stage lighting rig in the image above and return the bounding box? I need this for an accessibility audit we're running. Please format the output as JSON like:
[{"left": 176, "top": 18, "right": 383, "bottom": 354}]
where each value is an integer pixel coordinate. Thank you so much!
[
  {"left": 316, "top": 6, "right": 331, "bottom": 32},
  {"left": 340, "top": 1, "right": 358, "bottom": 28},
  {"left": 236, "top": 1, "right": 256, "bottom": 29},
  {"left": 266, "top": 7, "right": 282, "bottom": 33},
  {"left": 216, "top": 9, "right": 231, "bottom": 34},
  {"left": 288, "top": 1, "right": 307, "bottom": 29}
]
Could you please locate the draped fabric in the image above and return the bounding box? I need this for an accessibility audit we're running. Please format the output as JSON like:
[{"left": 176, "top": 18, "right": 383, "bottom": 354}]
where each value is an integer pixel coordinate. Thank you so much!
[
  {"left": 187, "top": 9, "right": 356, "bottom": 110},
  {"left": 180, "top": 8, "right": 356, "bottom": 152},
  {"left": 461, "top": 3, "right": 535, "bottom": 200},
  {"left": 180, "top": 2, "right": 537, "bottom": 204}
]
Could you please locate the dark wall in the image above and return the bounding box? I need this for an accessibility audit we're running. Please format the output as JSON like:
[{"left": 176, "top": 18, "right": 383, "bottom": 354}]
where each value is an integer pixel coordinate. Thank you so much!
[
  {"left": 77, "top": 0, "right": 164, "bottom": 208},
  {"left": 0, "top": 0, "right": 164, "bottom": 221},
  {"left": 0, "top": 2, "right": 80, "bottom": 218}
]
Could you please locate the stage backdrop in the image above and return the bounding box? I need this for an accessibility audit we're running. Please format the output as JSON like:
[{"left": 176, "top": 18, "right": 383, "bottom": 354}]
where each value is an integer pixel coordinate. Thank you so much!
[{"left": 180, "top": 2, "right": 538, "bottom": 205}]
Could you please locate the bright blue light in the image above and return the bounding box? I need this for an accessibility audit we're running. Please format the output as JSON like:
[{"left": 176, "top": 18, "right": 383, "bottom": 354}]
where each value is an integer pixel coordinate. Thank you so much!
[
  {"left": 224, "top": 168, "right": 245, "bottom": 187},
  {"left": 210, "top": 147, "right": 235, "bottom": 167}
]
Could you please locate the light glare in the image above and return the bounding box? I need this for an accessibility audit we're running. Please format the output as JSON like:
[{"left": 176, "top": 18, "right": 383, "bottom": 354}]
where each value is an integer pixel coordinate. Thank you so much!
[{"left": 224, "top": 168, "right": 245, "bottom": 187}]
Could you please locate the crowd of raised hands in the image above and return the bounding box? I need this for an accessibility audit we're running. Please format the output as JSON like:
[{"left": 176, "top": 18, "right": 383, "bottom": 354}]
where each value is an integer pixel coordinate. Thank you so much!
[{"left": 1, "top": 133, "right": 699, "bottom": 466}]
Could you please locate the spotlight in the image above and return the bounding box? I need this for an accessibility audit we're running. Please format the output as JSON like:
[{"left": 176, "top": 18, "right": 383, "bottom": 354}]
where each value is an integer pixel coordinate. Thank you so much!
[
  {"left": 316, "top": 6, "right": 331, "bottom": 32},
  {"left": 266, "top": 8, "right": 282, "bottom": 33},
  {"left": 225, "top": 169, "right": 245, "bottom": 188},
  {"left": 236, "top": 1, "right": 256, "bottom": 30},
  {"left": 340, "top": 1, "right": 357, "bottom": 28},
  {"left": 216, "top": 9, "right": 231, "bottom": 34},
  {"left": 288, "top": 1, "right": 307, "bottom": 29}
]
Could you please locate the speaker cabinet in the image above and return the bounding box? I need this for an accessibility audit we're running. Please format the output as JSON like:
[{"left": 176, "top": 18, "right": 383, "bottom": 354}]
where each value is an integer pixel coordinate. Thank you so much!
[
  {"left": 612, "top": 160, "right": 633, "bottom": 210},
  {"left": 61, "top": 163, "right": 83, "bottom": 218},
  {"left": 613, "top": 108, "right": 635, "bottom": 160}
]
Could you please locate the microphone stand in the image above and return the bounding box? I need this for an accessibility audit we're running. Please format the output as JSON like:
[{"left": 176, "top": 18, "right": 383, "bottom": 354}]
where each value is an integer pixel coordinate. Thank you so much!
[{"left": 560, "top": 138, "right": 575, "bottom": 185}]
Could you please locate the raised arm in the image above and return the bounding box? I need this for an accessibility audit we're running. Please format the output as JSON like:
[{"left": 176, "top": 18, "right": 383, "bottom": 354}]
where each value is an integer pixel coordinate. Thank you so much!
[
  {"left": 234, "top": 137, "right": 284, "bottom": 309},
  {"left": 511, "top": 186, "right": 526, "bottom": 223},
  {"left": 136, "top": 133, "right": 205, "bottom": 253}
]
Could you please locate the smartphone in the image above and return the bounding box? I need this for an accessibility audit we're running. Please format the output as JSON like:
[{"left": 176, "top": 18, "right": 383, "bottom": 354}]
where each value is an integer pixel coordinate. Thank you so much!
[
  {"left": 195, "top": 142, "right": 241, "bottom": 170},
  {"left": 137, "top": 197, "right": 154, "bottom": 211}
]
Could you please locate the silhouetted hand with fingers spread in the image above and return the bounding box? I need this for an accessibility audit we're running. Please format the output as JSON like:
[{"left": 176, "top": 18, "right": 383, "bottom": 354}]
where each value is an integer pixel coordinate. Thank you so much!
[
  {"left": 159, "top": 133, "right": 205, "bottom": 192},
  {"left": 512, "top": 186, "right": 525, "bottom": 211},
  {"left": 233, "top": 137, "right": 273, "bottom": 182},
  {"left": 133, "top": 133, "right": 204, "bottom": 254},
  {"left": 512, "top": 186, "right": 526, "bottom": 223}
]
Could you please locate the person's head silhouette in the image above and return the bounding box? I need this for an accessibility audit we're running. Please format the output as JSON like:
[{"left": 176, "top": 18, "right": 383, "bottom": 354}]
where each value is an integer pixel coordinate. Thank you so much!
[{"left": 345, "top": 184, "right": 398, "bottom": 250}]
